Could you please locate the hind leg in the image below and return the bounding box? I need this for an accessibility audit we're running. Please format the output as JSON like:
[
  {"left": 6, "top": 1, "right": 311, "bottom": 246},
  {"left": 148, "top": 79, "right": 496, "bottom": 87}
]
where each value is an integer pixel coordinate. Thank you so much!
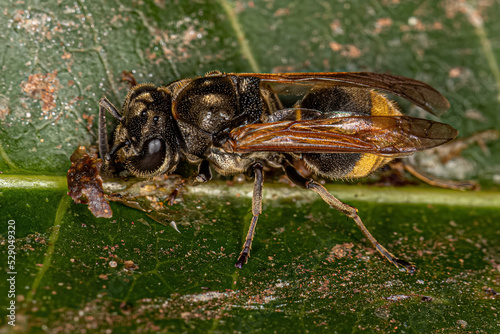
[{"left": 284, "top": 164, "right": 416, "bottom": 274}]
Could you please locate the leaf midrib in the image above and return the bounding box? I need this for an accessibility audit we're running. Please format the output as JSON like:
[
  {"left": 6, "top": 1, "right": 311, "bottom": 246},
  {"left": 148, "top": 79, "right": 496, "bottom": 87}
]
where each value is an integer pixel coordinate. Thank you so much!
[{"left": 1, "top": 175, "right": 499, "bottom": 208}]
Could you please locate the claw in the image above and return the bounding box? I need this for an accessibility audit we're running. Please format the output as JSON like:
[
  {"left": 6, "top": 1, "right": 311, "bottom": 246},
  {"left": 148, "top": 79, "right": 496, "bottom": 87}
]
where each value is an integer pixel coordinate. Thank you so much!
[
  {"left": 393, "top": 258, "right": 416, "bottom": 274},
  {"left": 235, "top": 250, "right": 249, "bottom": 268}
]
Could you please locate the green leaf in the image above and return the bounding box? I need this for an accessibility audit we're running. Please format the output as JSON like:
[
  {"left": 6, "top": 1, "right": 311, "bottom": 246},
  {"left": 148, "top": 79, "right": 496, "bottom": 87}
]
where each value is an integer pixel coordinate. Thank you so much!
[
  {"left": 1, "top": 180, "right": 500, "bottom": 332},
  {"left": 1, "top": 0, "right": 499, "bottom": 332}
]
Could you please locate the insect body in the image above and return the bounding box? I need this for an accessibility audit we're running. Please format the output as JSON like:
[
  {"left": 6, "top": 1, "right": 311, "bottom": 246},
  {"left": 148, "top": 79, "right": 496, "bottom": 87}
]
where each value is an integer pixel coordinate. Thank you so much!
[{"left": 99, "top": 71, "right": 456, "bottom": 273}]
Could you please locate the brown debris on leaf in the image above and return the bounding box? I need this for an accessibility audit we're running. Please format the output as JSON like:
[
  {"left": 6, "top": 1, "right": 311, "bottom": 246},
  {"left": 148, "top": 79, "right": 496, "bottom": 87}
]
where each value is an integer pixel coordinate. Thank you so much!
[
  {"left": 67, "top": 146, "right": 112, "bottom": 218},
  {"left": 326, "top": 243, "right": 354, "bottom": 262},
  {"left": 67, "top": 145, "right": 186, "bottom": 231},
  {"left": 20, "top": 69, "right": 60, "bottom": 112}
]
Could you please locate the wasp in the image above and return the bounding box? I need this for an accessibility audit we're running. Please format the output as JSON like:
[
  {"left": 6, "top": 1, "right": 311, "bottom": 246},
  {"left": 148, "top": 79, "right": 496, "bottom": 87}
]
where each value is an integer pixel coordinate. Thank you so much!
[{"left": 98, "top": 71, "right": 457, "bottom": 273}]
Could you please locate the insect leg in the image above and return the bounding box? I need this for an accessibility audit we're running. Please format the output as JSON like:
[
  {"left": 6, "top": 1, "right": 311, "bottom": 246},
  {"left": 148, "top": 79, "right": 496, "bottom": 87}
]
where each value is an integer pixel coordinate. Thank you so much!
[
  {"left": 188, "top": 160, "right": 212, "bottom": 186},
  {"left": 284, "top": 164, "right": 415, "bottom": 274},
  {"left": 402, "top": 161, "right": 478, "bottom": 190},
  {"left": 235, "top": 162, "right": 264, "bottom": 268},
  {"left": 98, "top": 97, "right": 123, "bottom": 159}
]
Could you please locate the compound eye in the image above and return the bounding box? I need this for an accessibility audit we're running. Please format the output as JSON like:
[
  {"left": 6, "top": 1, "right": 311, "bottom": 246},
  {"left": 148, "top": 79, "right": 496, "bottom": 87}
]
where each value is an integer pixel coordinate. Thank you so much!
[
  {"left": 142, "top": 138, "right": 166, "bottom": 171},
  {"left": 129, "top": 138, "right": 166, "bottom": 175},
  {"left": 147, "top": 138, "right": 163, "bottom": 156}
]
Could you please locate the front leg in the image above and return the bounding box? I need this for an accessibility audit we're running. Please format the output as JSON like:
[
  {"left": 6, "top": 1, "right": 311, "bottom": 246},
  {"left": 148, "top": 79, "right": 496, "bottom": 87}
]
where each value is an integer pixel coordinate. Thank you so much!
[
  {"left": 167, "top": 160, "right": 211, "bottom": 206},
  {"left": 235, "top": 162, "right": 264, "bottom": 268},
  {"left": 188, "top": 160, "right": 212, "bottom": 186}
]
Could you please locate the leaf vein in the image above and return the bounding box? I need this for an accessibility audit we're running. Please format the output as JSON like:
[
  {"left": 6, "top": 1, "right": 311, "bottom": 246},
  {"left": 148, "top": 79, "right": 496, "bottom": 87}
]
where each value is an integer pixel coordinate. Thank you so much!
[
  {"left": 218, "top": 0, "right": 260, "bottom": 72},
  {"left": 26, "top": 195, "right": 72, "bottom": 303}
]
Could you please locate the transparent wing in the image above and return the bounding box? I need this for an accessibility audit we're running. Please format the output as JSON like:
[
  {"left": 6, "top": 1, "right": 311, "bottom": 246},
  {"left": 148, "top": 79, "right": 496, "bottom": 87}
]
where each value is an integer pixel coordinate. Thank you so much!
[{"left": 229, "top": 72, "right": 450, "bottom": 116}]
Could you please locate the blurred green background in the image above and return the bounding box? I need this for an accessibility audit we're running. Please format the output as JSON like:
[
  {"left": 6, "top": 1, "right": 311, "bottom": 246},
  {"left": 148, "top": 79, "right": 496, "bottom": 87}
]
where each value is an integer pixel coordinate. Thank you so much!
[{"left": 0, "top": 0, "right": 499, "bottom": 332}]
